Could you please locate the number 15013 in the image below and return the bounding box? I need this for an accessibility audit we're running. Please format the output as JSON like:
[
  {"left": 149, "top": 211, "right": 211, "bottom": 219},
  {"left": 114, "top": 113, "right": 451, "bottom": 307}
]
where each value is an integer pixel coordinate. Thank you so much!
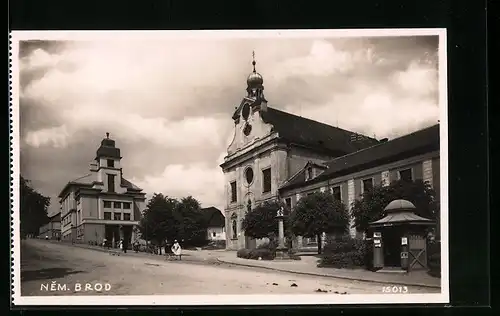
[{"left": 382, "top": 286, "right": 408, "bottom": 293}]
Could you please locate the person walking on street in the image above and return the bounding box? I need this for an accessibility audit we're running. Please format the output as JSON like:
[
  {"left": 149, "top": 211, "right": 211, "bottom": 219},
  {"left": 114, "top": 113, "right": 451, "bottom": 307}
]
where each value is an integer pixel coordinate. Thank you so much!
[
  {"left": 119, "top": 239, "right": 124, "bottom": 253},
  {"left": 171, "top": 240, "right": 182, "bottom": 260}
]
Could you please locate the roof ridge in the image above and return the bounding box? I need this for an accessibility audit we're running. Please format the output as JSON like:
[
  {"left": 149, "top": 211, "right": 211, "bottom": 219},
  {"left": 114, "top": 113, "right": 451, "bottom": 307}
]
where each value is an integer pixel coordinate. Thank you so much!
[
  {"left": 267, "top": 106, "right": 377, "bottom": 140},
  {"left": 70, "top": 173, "right": 93, "bottom": 183},
  {"left": 324, "top": 124, "right": 439, "bottom": 165}
]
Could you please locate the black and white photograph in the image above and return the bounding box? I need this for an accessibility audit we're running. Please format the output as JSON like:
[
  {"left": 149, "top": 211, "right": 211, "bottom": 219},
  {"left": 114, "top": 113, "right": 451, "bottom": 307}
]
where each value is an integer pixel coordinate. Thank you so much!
[{"left": 10, "top": 29, "right": 449, "bottom": 305}]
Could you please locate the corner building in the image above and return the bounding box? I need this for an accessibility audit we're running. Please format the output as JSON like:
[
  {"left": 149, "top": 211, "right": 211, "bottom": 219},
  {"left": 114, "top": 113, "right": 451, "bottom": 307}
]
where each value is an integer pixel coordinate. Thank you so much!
[
  {"left": 59, "top": 134, "right": 146, "bottom": 246},
  {"left": 220, "top": 58, "right": 379, "bottom": 250}
]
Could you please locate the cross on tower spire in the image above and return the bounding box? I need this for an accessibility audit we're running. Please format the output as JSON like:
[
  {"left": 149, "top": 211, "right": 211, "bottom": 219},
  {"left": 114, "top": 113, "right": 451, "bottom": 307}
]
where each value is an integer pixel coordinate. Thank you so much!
[{"left": 252, "top": 50, "right": 256, "bottom": 73}]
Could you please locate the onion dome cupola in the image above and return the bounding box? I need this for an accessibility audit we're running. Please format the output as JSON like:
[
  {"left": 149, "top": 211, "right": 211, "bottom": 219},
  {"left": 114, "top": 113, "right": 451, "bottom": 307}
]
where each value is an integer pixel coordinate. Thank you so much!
[{"left": 246, "top": 51, "right": 266, "bottom": 101}]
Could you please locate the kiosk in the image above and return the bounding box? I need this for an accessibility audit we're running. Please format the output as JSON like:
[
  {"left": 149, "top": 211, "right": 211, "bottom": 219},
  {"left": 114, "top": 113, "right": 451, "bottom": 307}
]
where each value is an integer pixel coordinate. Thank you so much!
[{"left": 369, "top": 199, "right": 435, "bottom": 273}]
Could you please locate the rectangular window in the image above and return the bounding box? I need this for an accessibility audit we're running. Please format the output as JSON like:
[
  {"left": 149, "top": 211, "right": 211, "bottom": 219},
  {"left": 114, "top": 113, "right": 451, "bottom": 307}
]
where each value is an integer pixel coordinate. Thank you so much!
[
  {"left": 104, "top": 212, "right": 112, "bottom": 220},
  {"left": 123, "top": 213, "right": 131, "bottom": 221},
  {"left": 230, "top": 181, "right": 237, "bottom": 203},
  {"left": 107, "top": 159, "right": 115, "bottom": 168},
  {"left": 123, "top": 202, "right": 131, "bottom": 209},
  {"left": 113, "top": 213, "right": 121, "bottom": 221},
  {"left": 285, "top": 198, "right": 292, "bottom": 210},
  {"left": 399, "top": 168, "right": 413, "bottom": 182},
  {"left": 362, "top": 178, "right": 374, "bottom": 193},
  {"left": 332, "top": 186, "right": 341, "bottom": 201},
  {"left": 103, "top": 201, "right": 112, "bottom": 208},
  {"left": 114, "top": 201, "right": 122, "bottom": 209},
  {"left": 107, "top": 174, "right": 115, "bottom": 192},
  {"left": 262, "top": 168, "right": 271, "bottom": 193}
]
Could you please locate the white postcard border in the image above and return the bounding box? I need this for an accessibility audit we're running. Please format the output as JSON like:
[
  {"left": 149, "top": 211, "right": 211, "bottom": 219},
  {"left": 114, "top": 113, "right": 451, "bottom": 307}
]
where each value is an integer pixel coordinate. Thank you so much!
[{"left": 10, "top": 28, "right": 449, "bottom": 306}]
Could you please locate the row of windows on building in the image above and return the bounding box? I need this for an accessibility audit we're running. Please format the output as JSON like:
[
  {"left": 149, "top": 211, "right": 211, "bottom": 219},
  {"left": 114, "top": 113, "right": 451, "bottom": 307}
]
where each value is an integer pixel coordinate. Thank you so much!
[
  {"left": 103, "top": 201, "right": 131, "bottom": 209},
  {"left": 228, "top": 168, "right": 414, "bottom": 240},
  {"left": 103, "top": 212, "right": 131, "bottom": 221},
  {"left": 230, "top": 167, "right": 272, "bottom": 203}
]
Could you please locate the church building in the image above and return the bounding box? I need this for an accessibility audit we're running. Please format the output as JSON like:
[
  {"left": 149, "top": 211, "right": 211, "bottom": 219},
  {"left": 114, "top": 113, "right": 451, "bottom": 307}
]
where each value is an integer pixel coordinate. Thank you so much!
[
  {"left": 58, "top": 134, "right": 146, "bottom": 247},
  {"left": 221, "top": 55, "right": 440, "bottom": 251},
  {"left": 220, "top": 55, "right": 380, "bottom": 250}
]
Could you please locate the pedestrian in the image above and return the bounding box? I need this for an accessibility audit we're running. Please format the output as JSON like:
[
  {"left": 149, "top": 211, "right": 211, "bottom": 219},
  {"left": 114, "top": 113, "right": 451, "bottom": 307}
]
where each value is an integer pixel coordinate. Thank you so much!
[
  {"left": 119, "top": 239, "right": 124, "bottom": 253},
  {"left": 171, "top": 240, "right": 182, "bottom": 260},
  {"left": 133, "top": 240, "right": 139, "bottom": 253}
]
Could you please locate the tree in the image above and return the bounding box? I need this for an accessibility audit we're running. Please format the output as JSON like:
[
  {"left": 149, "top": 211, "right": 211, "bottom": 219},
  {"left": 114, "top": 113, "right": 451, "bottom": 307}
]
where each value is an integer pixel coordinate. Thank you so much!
[
  {"left": 241, "top": 200, "right": 284, "bottom": 242},
  {"left": 175, "top": 196, "right": 208, "bottom": 247},
  {"left": 289, "top": 191, "right": 349, "bottom": 254},
  {"left": 138, "top": 194, "right": 209, "bottom": 253},
  {"left": 138, "top": 193, "right": 179, "bottom": 254},
  {"left": 351, "top": 179, "right": 438, "bottom": 234},
  {"left": 20, "top": 176, "right": 51, "bottom": 238}
]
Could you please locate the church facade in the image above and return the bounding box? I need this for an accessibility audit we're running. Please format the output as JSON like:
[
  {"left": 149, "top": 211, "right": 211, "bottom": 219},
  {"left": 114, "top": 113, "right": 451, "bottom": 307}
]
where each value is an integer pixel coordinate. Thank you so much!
[
  {"left": 58, "top": 134, "right": 146, "bottom": 247},
  {"left": 220, "top": 57, "right": 380, "bottom": 250}
]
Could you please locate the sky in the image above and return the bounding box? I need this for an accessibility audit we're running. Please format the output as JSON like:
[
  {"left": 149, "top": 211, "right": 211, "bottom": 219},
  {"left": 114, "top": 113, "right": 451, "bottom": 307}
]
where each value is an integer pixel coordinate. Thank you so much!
[{"left": 17, "top": 32, "right": 441, "bottom": 216}]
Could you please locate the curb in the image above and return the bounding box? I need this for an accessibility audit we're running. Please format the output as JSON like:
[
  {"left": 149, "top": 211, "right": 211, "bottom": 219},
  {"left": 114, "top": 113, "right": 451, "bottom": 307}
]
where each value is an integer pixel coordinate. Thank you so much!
[{"left": 216, "top": 258, "right": 441, "bottom": 289}]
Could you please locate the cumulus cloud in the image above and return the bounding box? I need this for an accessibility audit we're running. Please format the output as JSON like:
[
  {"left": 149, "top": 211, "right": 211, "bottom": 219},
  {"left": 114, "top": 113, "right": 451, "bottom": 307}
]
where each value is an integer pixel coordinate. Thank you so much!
[{"left": 17, "top": 34, "right": 441, "bottom": 215}]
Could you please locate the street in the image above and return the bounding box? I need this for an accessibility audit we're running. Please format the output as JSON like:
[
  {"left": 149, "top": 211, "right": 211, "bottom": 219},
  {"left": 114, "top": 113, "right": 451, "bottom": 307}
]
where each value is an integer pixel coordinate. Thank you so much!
[{"left": 20, "top": 239, "right": 439, "bottom": 296}]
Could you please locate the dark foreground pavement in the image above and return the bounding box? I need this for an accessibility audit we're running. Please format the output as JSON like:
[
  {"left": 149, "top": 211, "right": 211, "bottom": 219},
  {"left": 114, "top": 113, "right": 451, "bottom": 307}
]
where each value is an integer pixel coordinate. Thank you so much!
[{"left": 19, "top": 239, "right": 440, "bottom": 296}]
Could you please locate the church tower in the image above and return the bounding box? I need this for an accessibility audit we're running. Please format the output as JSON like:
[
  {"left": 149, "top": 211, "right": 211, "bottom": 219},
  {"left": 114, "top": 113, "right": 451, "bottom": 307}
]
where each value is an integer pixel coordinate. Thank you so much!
[
  {"left": 245, "top": 51, "right": 267, "bottom": 104},
  {"left": 90, "top": 132, "right": 124, "bottom": 194}
]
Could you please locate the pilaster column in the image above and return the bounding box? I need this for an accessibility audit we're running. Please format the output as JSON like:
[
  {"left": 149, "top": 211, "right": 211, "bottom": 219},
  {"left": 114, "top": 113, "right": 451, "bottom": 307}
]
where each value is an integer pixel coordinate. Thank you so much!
[
  {"left": 347, "top": 179, "right": 356, "bottom": 238},
  {"left": 422, "top": 159, "right": 433, "bottom": 187}
]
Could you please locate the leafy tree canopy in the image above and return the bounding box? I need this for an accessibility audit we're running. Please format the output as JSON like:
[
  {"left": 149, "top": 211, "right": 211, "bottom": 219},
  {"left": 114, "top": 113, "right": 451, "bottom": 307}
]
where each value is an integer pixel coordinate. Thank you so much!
[
  {"left": 138, "top": 193, "right": 208, "bottom": 248},
  {"left": 20, "top": 176, "right": 51, "bottom": 237},
  {"left": 289, "top": 191, "right": 350, "bottom": 238},
  {"left": 241, "top": 200, "right": 285, "bottom": 240},
  {"left": 351, "top": 179, "right": 438, "bottom": 233}
]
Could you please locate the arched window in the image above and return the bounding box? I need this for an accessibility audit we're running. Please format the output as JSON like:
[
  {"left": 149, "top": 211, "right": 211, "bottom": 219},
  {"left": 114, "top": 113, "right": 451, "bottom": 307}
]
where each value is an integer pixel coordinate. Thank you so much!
[{"left": 231, "top": 214, "right": 238, "bottom": 239}]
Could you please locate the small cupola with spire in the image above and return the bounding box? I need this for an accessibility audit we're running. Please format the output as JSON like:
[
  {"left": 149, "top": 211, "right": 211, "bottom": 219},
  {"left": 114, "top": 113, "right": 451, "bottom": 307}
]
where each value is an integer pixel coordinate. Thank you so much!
[
  {"left": 95, "top": 132, "right": 122, "bottom": 170},
  {"left": 246, "top": 51, "right": 267, "bottom": 106}
]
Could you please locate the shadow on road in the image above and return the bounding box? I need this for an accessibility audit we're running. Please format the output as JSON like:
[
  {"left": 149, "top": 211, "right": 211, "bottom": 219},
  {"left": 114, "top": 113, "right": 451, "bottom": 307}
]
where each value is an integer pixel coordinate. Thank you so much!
[{"left": 21, "top": 268, "right": 84, "bottom": 282}]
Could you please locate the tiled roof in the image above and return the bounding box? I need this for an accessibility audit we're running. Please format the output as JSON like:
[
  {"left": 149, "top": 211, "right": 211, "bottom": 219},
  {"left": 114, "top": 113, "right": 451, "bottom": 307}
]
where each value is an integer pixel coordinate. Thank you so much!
[
  {"left": 121, "top": 177, "right": 142, "bottom": 191},
  {"left": 260, "top": 107, "right": 379, "bottom": 155},
  {"left": 279, "top": 124, "right": 440, "bottom": 191},
  {"left": 202, "top": 207, "right": 225, "bottom": 227},
  {"left": 59, "top": 173, "right": 143, "bottom": 197},
  {"left": 279, "top": 161, "right": 327, "bottom": 189},
  {"left": 70, "top": 173, "right": 96, "bottom": 185}
]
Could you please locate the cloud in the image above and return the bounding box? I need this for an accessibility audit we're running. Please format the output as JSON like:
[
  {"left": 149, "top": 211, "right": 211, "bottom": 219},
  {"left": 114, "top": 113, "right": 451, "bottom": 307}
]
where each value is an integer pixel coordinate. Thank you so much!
[
  {"left": 18, "top": 35, "right": 441, "bottom": 215},
  {"left": 25, "top": 124, "right": 70, "bottom": 148},
  {"left": 131, "top": 158, "right": 226, "bottom": 212}
]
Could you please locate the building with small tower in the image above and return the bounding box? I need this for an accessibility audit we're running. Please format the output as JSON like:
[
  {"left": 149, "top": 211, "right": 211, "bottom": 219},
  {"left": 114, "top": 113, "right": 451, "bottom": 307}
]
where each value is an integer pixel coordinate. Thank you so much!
[
  {"left": 58, "top": 133, "right": 146, "bottom": 247},
  {"left": 220, "top": 53, "right": 380, "bottom": 250}
]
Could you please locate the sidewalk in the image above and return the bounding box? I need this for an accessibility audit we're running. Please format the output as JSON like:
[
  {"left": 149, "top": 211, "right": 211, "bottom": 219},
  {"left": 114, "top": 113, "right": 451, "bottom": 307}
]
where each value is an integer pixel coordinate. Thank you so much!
[{"left": 216, "top": 253, "right": 441, "bottom": 289}]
